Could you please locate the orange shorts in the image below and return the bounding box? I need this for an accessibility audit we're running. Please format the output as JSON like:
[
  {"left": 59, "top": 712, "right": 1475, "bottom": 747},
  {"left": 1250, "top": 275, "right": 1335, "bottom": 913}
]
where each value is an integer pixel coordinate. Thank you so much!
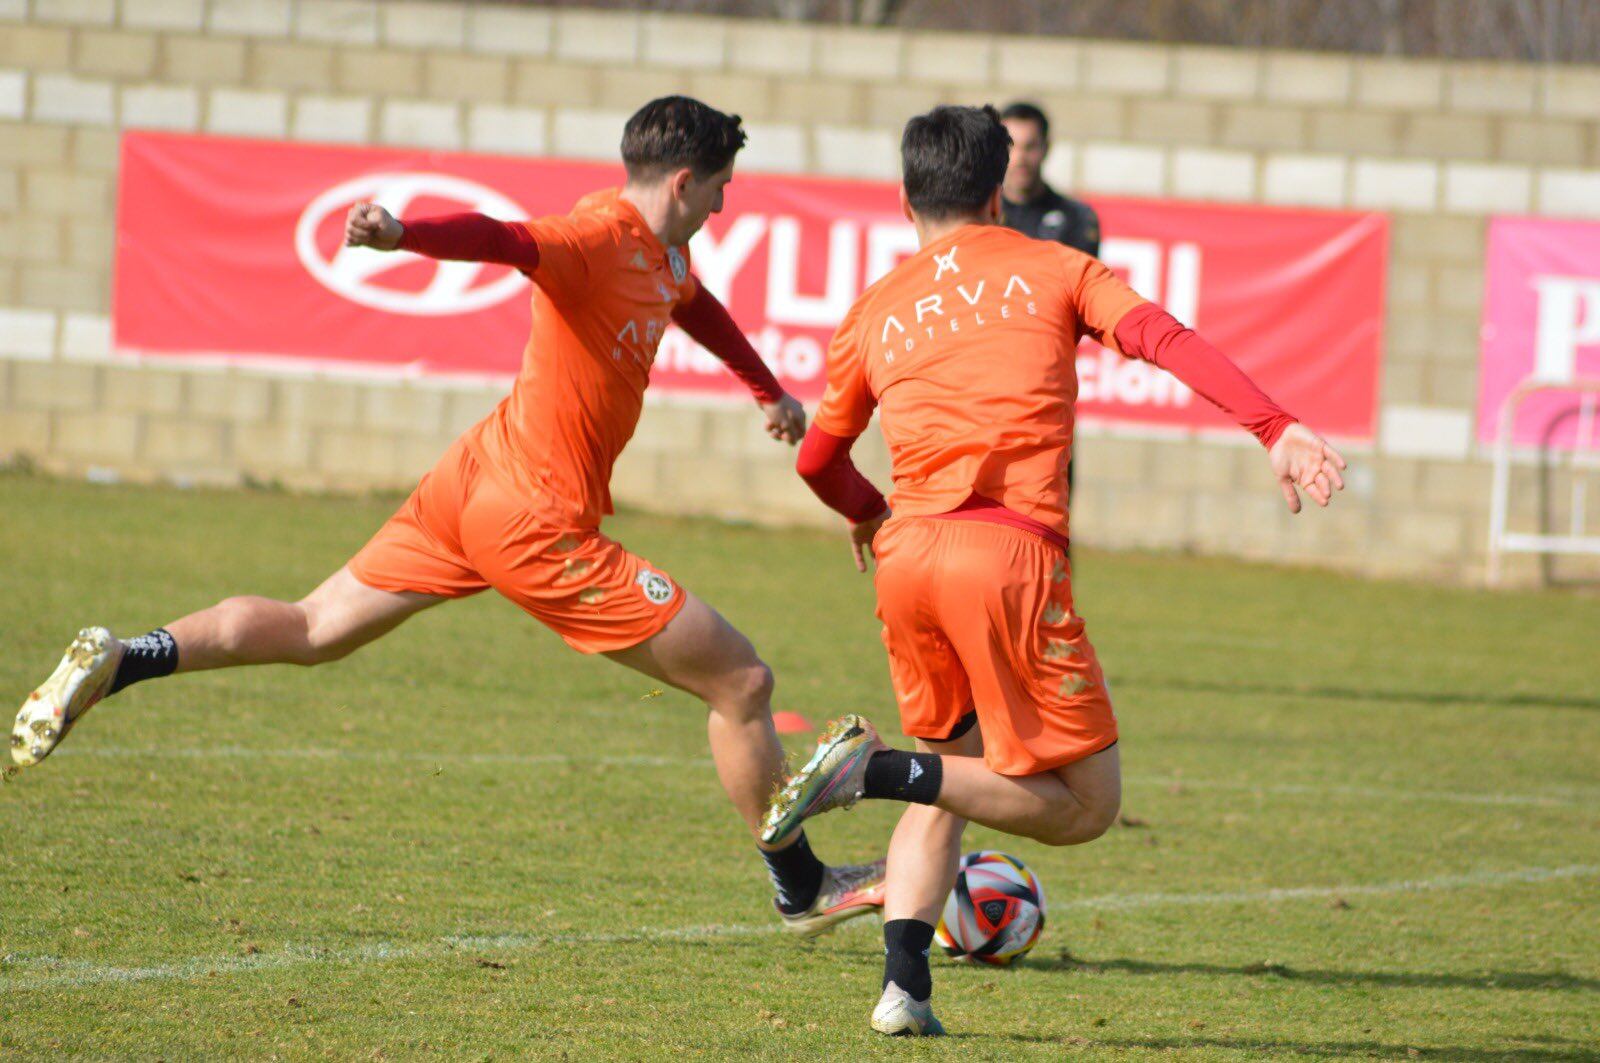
[
  {"left": 348, "top": 439, "right": 686, "bottom": 654},
  {"left": 872, "top": 516, "right": 1117, "bottom": 777}
]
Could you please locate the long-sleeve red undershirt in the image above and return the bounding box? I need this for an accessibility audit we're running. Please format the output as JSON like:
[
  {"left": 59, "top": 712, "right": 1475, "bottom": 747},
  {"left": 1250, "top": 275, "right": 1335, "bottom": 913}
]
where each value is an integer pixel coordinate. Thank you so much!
[
  {"left": 795, "top": 428, "right": 888, "bottom": 524},
  {"left": 670, "top": 286, "right": 784, "bottom": 404},
  {"left": 398, "top": 211, "right": 542, "bottom": 269},
  {"left": 1113, "top": 303, "right": 1296, "bottom": 449},
  {"left": 797, "top": 303, "right": 1298, "bottom": 537},
  {"left": 397, "top": 212, "right": 784, "bottom": 405}
]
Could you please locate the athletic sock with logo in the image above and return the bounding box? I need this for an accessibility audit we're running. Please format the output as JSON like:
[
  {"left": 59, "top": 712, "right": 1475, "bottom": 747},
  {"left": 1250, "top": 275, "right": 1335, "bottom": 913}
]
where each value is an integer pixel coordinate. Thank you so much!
[
  {"left": 761, "top": 829, "right": 826, "bottom": 915},
  {"left": 108, "top": 629, "right": 178, "bottom": 694},
  {"left": 882, "top": 918, "right": 936, "bottom": 1002},
  {"left": 863, "top": 750, "right": 942, "bottom": 804}
]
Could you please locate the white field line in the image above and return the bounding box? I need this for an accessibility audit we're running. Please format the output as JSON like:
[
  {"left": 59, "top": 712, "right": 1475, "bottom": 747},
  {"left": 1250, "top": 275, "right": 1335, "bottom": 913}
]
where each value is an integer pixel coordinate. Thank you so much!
[
  {"left": 57, "top": 745, "right": 1597, "bottom": 809},
  {"left": 1, "top": 864, "right": 1593, "bottom": 992},
  {"left": 1056, "top": 863, "right": 1600, "bottom": 912},
  {"left": 60, "top": 745, "right": 702, "bottom": 768},
  {"left": 0, "top": 923, "right": 783, "bottom": 991},
  {"left": 1120, "top": 775, "right": 1592, "bottom": 809}
]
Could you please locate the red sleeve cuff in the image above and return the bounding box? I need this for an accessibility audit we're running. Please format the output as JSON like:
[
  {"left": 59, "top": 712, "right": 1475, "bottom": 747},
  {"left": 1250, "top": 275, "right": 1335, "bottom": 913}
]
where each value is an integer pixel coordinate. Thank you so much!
[{"left": 796, "top": 427, "right": 888, "bottom": 523}]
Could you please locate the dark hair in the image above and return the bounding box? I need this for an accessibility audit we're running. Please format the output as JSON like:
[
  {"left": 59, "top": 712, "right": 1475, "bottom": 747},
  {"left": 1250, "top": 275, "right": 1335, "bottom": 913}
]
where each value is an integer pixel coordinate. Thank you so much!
[
  {"left": 1000, "top": 101, "right": 1050, "bottom": 141},
  {"left": 621, "top": 96, "right": 746, "bottom": 180},
  {"left": 900, "top": 105, "right": 1013, "bottom": 220}
]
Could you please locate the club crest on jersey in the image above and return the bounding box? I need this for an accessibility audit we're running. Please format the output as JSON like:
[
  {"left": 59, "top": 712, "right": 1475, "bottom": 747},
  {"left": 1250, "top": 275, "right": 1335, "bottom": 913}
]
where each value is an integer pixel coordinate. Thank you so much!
[
  {"left": 667, "top": 247, "right": 687, "bottom": 284},
  {"left": 636, "top": 570, "right": 675, "bottom": 605}
]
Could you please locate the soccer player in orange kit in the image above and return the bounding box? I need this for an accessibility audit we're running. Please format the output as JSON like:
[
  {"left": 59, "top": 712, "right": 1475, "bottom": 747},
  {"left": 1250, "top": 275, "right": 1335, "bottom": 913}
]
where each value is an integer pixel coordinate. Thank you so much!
[
  {"left": 762, "top": 105, "right": 1348, "bottom": 1034},
  {"left": 14, "top": 97, "right": 884, "bottom": 936}
]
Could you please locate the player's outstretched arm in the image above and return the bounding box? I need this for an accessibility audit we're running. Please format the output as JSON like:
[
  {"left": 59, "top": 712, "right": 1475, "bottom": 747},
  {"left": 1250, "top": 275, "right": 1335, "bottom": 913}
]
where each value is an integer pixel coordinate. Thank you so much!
[
  {"left": 1111, "top": 302, "right": 1348, "bottom": 514},
  {"left": 343, "top": 203, "right": 543, "bottom": 271},
  {"left": 672, "top": 285, "right": 806, "bottom": 445}
]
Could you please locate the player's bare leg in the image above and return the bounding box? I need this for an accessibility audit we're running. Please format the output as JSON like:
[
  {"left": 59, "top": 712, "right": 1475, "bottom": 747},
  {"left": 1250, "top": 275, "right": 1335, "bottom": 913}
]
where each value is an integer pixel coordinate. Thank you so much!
[
  {"left": 764, "top": 714, "right": 1120, "bottom": 847},
  {"left": 166, "top": 567, "right": 443, "bottom": 671},
  {"left": 872, "top": 723, "right": 982, "bottom": 1036},
  {"left": 605, "top": 592, "right": 783, "bottom": 832},
  {"left": 883, "top": 728, "right": 981, "bottom": 926},
  {"left": 13, "top": 566, "right": 441, "bottom": 766},
  {"left": 606, "top": 592, "right": 884, "bottom": 934},
  {"left": 920, "top": 740, "right": 1120, "bottom": 845}
]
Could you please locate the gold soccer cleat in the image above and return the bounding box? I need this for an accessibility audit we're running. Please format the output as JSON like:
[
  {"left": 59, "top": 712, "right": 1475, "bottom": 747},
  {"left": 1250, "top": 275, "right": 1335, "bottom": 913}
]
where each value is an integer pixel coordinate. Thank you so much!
[
  {"left": 760, "top": 714, "right": 887, "bottom": 845},
  {"left": 12, "top": 627, "right": 121, "bottom": 767}
]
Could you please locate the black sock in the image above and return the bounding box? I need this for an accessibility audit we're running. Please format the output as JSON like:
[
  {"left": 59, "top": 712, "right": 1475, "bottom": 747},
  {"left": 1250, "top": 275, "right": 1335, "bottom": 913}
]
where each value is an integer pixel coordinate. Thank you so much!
[
  {"left": 108, "top": 629, "right": 178, "bottom": 694},
  {"left": 863, "top": 750, "right": 942, "bottom": 804},
  {"left": 761, "top": 829, "right": 825, "bottom": 915},
  {"left": 883, "top": 918, "right": 935, "bottom": 1001}
]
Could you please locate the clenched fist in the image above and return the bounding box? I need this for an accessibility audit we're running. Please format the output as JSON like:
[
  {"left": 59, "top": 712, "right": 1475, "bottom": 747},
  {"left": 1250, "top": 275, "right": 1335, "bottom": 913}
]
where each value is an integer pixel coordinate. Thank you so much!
[{"left": 344, "top": 202, "right": 404, "bottom": 251}]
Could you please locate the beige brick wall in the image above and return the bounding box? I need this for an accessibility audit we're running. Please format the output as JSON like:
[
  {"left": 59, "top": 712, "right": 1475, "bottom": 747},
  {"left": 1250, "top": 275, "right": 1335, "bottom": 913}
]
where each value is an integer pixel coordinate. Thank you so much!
[{"left": 3, "top": 0, "right": 1599, "bottom": 585}]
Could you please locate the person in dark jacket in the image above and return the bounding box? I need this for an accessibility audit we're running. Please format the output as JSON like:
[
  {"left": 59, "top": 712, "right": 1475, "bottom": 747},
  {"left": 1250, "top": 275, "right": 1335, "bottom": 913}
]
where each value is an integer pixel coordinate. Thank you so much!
[{"left": 999, "top": 101, "right": 1101, "bottom": 257}]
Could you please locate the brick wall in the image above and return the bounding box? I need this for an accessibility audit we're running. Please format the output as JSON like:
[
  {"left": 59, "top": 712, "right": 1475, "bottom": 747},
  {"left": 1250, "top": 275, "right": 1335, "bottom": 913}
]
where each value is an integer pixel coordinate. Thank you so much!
[{"left": 3, "top": 0, "right": 1599, "bottom": 584}]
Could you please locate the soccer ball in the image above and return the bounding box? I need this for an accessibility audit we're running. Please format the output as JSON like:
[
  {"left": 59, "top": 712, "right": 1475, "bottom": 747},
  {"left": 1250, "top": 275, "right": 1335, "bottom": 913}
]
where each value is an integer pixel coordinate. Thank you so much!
[{"left": 933, "top": 851, "right": 1046, "bottom": 965}]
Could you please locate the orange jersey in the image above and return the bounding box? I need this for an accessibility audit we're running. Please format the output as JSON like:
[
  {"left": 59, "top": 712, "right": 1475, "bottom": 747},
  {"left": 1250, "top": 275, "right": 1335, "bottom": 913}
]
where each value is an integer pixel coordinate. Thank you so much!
[
  {"left": 814, "top": 224, "right": 1146, "bottom": 539},
  {"left": 462, "top": 188, "right": 699, "bottom": 529}
]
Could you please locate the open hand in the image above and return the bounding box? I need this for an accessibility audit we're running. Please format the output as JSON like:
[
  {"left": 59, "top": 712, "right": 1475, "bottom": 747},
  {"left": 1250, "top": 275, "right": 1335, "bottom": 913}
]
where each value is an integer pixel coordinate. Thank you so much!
[
  {"left": 1269, "top": 422, "right": 1347, "bottom": 513},
  {"left": 849, "top": 508, "right": 891, "bottom": 573},
  {"left": 760, "top": 394, "right": 806, "bottom": 445},
  {"left": 344, "top": 202, "right": 404, "bottom": 251}
]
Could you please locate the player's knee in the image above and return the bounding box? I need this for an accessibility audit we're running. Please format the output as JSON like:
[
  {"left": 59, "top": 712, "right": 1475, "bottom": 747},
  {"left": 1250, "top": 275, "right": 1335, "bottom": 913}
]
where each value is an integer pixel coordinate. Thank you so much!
[
  {"left": 740, "top": 659, "right": 777, "bottom": 710},
  {"left": 1075, "top": 799, "right": 1121, "bottom": 843},
  {"left": 1037, "top": 793, "right": 1120, "bottom": 846},
  {"left": 713, "top": 659, "right": 774, "bottom": 719}
]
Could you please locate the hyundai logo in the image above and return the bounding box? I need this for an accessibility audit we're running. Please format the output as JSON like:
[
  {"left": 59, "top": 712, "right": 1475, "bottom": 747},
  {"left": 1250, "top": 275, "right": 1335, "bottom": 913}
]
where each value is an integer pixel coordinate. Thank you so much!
[{"left": 294, "top": 172, "right": 529, "bottom": 316}]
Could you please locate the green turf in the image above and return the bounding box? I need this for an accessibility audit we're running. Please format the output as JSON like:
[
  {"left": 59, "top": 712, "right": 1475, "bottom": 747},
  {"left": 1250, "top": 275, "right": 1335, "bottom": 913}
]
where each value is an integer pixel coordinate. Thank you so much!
[{"left": 0, "top": 469, "right": 1596, "bottom": 1060}]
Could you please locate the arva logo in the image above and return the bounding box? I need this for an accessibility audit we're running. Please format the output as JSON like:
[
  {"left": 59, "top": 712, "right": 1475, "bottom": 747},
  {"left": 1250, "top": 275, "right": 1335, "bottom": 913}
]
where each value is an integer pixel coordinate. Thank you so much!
[{"left": 294, "top": 172, "right": 528, "bottom": 316}]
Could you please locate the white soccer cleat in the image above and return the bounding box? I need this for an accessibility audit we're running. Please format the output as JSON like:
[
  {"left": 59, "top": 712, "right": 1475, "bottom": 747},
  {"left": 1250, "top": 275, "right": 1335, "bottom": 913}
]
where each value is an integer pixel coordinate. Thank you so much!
[
  {"left": 778, "top": 858, "right": 886, "bottom": 938},
  {"left": 871, "top": 981, "right": 945, "bottom": 1037},
  {"left": 12, "top": 627, "right": 122, "bottom": 767}
]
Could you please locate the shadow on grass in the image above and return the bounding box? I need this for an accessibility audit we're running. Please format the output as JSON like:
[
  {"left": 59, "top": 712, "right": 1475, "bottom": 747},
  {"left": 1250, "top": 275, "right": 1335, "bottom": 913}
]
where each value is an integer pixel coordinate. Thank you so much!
[
  {"left": 1118, "top": 675, "right": 1600, "bottom": 713},
  {"left": 1086, "top": 1035, "right": 1598, "bottom": 1061},
  {"left": 1033, "top": 953, "right": 1600, "bottom": 993}
]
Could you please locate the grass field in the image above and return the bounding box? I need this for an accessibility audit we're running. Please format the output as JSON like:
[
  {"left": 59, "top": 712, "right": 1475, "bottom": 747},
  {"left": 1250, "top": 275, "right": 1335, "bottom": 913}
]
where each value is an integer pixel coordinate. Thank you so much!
[{"left": 0, "top": 469, "right": 1596, "bottom": 1060}]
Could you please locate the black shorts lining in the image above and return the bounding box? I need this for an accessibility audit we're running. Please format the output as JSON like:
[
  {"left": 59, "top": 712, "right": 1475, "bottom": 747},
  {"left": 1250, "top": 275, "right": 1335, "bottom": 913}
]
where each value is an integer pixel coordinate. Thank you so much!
[{"left": 935, "top": 709, "right": 979, "bottom": 742}]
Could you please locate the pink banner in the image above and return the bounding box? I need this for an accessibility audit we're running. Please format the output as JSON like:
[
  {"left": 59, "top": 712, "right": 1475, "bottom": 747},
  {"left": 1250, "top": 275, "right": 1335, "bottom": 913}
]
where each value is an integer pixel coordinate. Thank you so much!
[
  {"left": 115, "top": 132, "right": 1386, "bottom": 438},
  {"left": 1478, "top": 215, "right": 1600, "bottom": 449}
]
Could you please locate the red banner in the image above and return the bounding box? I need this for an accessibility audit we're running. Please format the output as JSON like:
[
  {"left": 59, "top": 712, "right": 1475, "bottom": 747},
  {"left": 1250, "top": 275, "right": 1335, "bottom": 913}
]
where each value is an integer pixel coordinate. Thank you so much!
[{"left": 115, "top": 131, "right": 1386, "bottom": 438}]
